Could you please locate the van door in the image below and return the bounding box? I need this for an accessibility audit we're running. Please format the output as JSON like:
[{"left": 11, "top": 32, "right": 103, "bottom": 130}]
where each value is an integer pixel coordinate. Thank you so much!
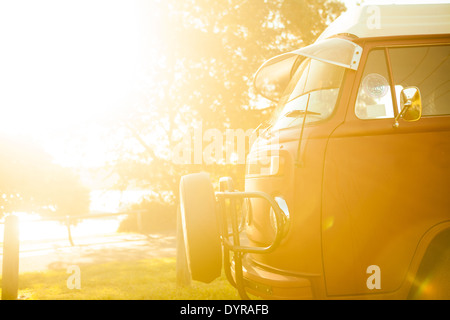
[{"left": 321, "top": 39, "right": 450, "bottom": 296}]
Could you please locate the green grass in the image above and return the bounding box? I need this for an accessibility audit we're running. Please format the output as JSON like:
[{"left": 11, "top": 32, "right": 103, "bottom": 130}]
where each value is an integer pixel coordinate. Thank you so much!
[{"left": 1, "top": 258, "right": 242, "bottom": 300}]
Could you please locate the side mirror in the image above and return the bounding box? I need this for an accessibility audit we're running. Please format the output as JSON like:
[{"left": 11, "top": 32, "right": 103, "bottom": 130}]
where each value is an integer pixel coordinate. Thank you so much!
[{"left": 393, "top": 86, "right": 422, "bottom": 128}]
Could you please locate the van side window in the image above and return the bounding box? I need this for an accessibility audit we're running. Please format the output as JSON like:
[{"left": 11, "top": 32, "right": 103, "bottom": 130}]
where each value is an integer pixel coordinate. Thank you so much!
[
  {"left": 388, "top": 45, "right": 450, "bottom": 116},
  {"left": 355, "top": 49, "right": 394, "bottom": 119}
]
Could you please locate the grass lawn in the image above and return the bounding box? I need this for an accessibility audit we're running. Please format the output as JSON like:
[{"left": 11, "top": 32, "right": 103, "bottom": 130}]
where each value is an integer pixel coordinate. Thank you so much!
[{"left": 0, "top": 257, "right": 242, "bottom": 300}]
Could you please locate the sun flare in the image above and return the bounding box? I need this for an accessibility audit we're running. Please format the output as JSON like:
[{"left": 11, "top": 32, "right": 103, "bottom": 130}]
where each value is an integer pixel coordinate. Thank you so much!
[{"left": 0, "top": 0, "right": 150, "bottom": 168}]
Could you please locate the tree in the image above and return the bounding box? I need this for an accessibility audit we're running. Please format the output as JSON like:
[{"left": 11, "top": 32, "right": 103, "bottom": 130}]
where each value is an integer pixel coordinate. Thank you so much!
[
  {"left": 101, "top": 0, "right": 346, "bottom": 204},
  {"left": 0, "top": 134, "right": 90, "bottom": 218}
]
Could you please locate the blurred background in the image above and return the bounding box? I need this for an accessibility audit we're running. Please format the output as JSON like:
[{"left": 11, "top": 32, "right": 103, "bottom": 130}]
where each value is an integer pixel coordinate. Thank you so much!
[{"left": 0, "top": 0, "right": 444, "bottom": 242}]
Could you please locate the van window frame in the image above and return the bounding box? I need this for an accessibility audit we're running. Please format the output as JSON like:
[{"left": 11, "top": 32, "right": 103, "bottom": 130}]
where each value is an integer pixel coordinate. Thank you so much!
[{"left": 349, "top": 34, "right": 450, "bottom": 122}]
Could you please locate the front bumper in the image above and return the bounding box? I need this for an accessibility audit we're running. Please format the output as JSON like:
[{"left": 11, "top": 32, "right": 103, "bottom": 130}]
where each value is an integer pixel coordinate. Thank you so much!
[
  {"left": 231, "top": 254, "right": 315, "bottom": 299},
  {"left": 217, "top": 177, "right": 308, "bottom": 299}
]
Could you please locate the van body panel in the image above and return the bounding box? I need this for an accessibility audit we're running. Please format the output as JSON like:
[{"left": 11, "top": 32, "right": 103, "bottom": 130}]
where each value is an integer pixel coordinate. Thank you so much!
[{"left": 322, "top": 118, "right": 450, "bottom": 295}]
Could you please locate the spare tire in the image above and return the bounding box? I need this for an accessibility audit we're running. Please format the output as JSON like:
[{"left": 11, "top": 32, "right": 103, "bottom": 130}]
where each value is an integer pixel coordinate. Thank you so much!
[{"left": 179, "top": 172, "right": 222, "bottom": 283}]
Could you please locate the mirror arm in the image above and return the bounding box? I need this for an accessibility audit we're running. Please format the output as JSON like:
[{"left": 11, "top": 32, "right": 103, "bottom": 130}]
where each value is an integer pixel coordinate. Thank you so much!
[{"left": 393, "top": 101, "right": 411, "bottom": 128}]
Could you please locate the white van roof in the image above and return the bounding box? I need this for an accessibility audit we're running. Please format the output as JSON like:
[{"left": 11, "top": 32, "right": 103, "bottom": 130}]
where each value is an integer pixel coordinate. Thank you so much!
[{"left": 318, "top": 3, "right": 450, "bottom": 41}]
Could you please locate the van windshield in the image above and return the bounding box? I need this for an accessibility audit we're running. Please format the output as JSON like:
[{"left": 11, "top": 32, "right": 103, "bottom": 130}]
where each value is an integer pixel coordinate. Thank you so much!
[{"left": 270, "top": 58, "right": 345, "bottom": 130}]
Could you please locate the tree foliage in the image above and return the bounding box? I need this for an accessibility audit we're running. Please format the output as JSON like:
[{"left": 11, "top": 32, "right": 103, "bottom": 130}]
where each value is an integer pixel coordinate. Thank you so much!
[{"left": 0, "top": 134, "right": 90, "bottom": 217}]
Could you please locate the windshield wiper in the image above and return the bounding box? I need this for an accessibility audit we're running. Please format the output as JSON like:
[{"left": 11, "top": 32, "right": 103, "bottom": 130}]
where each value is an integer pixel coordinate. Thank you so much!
[
  {"left": 254, "top": 120, "right": 273, "bottom": 137},
  {"left": 255, "top": 120, "right": 270, "bottom": 131},
  {"left": 283, "top": 109, "right": 321, "bottom": 117}
]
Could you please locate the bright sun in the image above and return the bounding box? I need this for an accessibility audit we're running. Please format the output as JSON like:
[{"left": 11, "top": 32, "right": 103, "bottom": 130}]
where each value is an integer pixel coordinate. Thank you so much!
[{"left": 0, "top": 0, "right": 148, "bottom": 167}]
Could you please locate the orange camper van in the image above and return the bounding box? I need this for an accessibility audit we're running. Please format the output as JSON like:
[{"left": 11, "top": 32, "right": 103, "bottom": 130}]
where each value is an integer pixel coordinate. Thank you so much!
[{"left": 178, "top": 3, "right": 450, "bottom": 300}]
